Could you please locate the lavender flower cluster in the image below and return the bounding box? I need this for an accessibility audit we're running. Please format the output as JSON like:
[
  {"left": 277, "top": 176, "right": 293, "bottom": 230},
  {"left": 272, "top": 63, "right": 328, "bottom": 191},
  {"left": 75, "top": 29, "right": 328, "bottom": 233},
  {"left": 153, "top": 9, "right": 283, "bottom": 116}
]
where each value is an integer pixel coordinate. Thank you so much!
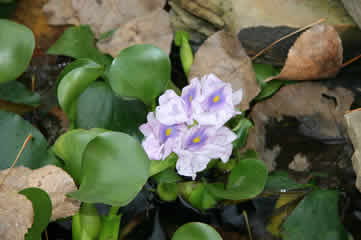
[{"left": 140, "top": 74, "right": 243, "bottom": 179}]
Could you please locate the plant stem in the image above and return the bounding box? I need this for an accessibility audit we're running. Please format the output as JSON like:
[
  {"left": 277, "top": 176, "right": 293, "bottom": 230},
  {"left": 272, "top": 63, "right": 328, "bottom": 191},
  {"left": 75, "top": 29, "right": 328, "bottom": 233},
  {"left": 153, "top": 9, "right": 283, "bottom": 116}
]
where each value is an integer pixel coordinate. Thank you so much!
[{"left": 98, "top": 206, "right": 122, "bottom": 240}]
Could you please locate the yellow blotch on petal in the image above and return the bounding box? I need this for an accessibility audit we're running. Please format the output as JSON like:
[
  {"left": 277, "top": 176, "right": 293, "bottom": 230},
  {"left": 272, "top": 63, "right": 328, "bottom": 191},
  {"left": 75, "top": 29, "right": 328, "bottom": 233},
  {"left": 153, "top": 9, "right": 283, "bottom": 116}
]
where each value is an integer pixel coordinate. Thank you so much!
[
  {"left": 193, "top": 136, "right": 201, "bottom": 143},
  {"left": 189, "top": 95, "right": 193, "bottom": 102},
  {"left": 165, "top": 128, "right": 172, "bottom": 136},
  {"left": 213, "top": 95, "right": 220, "bottom": 103}
]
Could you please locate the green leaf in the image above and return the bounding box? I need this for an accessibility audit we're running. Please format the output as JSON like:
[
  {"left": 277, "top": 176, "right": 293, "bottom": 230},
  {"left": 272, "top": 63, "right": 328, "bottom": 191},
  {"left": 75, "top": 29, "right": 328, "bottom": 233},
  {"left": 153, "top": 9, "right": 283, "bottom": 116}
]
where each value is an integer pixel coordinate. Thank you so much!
[
  {"left": 57, "top": 60, "right": 104, "bottom": 122},
  {"left": 0, "top": 20, "right": 35, "bottom": 83},
  {"left": 106, "top": 44, "right": 171, "bottom": 105},
  {"left": 19, "top": 188, "right": 52, "bottom": 240},
  {"left": 265, "top": 171, "right": 312, "bottom": 192},
  {"left": 172, "top": 222, "right": 222, "bottom": 240},
  {"left": 174, "top": 31, "right": 193, "bottom": 77},
  {"left": 232, "top": 118, "right": 253, "bottom": 149},
  {"left": 47, "top": 26, "right": 112, "bottom": 66},
  {"left": 157, "top": 182, "right": 178, "bottom": 202},
  {"left": 52, "top": 128, "right": 108, "bottom": 185},
  {"left": 205, "top": 158, "right": 268, "bottom": 200},
  {"left": 149, "top": 153, "right": 178, "bottom": 177},
  {"left": 152, "top": 168, "right": 182, "bottom": 184},
  {"left": 68, "top": 131, "right": 150, "bottom": 206},
  {"left": 75, "top": 82, "right": 148, "bottom": 140},
  {"left": 0, "top": 81, "right": 40, "bottom": 106},
  {"left": 282, "top": 190, "right": 348, "bottom": 240},
  {"left": 253, "top": 63, "right": 280, "bottom": 86},
  {"left": 0, "top": 111, "right": 57, "bottom": 170},
  {"left": 255, "top": 80, "right": 284, "bottom": 101}
]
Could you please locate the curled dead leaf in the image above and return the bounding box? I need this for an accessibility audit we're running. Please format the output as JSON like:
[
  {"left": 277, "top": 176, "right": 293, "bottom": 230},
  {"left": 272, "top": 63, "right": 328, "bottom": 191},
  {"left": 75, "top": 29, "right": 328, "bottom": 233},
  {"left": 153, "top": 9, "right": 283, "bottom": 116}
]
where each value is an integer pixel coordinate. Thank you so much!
[
  {"left": 97, "top": 9, "right": 173, "bottom": 56},
  {"left": 189, "top": 30, "right": 260, "bottom": 110},
  {"left": 344, "top": 109, "right": 361, "bottom": 192},
  {"left": 266, "top": 24, "right": 343, "bottom": 81},
  {"left": 0, "top": 191, "right": 33, "bottom": 240},
  {"left": 43, "top": 0, "right": 166, "bottom": 37},
  {"left": 0, "top": 165, "right": 80, "bottom": 222}
]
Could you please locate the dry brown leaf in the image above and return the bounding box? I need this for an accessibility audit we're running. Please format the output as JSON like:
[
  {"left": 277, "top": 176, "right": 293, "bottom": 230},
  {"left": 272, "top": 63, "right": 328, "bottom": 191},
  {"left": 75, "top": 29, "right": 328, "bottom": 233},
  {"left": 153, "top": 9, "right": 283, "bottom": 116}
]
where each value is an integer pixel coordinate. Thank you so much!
[
  {"left": 43, "top": 0, "right": 166, "bottom": 37},
  {"left": 97, "top": 9, "right": 173, "bottom": 57},
  {"left": 244, "top": 82, "right": 353, "bottom": 170},
  {"left": 0, "top": 165, "right": 80, "bottom": 221},
  {"left": 266, "top": 24, "right": 343, "bottom": 81},
  {"left": 0, "top": 191, "right": 34, "bottom": 240},
  {"left": 189, "top": 30, "right": 260, "bottom": 110},
  {"left": 344, "top": 109, "right": 361, "bottom": 192}
]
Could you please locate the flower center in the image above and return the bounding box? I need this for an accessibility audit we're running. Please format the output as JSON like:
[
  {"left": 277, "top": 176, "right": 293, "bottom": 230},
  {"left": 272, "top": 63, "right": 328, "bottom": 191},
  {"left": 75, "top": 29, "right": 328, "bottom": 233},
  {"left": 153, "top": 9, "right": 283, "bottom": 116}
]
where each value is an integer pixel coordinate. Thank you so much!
[
  {"left": 213, "top": 95, "right": 220, "bottom": 103},
  {"left": 193, "top": 136, "right": 201, "bottom": 143},
  {"left": 165, "top": 128, "right": 172, "bottom": 137}
]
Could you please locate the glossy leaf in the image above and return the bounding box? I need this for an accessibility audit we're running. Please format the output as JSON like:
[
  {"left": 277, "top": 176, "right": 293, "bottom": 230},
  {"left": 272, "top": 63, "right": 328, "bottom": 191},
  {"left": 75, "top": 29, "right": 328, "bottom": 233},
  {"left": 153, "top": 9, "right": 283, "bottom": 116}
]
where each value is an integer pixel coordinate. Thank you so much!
[
  {"left": 265, "top": 171, "right": 312, "bottom": 192},
  {"left": 57, "top": 60, "right": 104, "bottom": 122},
  {"left": 255, "top": 80, "right": 284, "bottom": 101},
  {"left": 75, "top": 82, "right": 148, "bottom": 140},
  {"left": 69, "top": 132, "right": 150, "bottom": 206},
  {"left": 72, "top": 203, "right": 101, "bottom": 240},
  {"left": 282, "top": 190, "right": 348, "bottom": 240},
  {"left": 232, "top": 118, "right": 253, "bottom": 149},
  {"left": 47, "top": 26, "right": 112, "bottom": 66},
  {"left": 253, "top": 63, "right": 280, "bottom": 86},
  {"left": 174, "top": 31, "right": 193, "bottom": 77},
  {"left": 152, "top": 168, "right": 182, "bottom": 184},
  {"left": 206, "top": 158, "right": 268, "bottom": 200},
  {"left": 19, "top": 188, "right": 52, "bottom": 240},
  {"left": 172, "top": 222, "right": 222, "bottom": 240},
  {"left": 0, "top": 111, "right": 57, "bottom": 170},
  {"left": 52, "top": 128, "right": 108, "bottom": 185},
  {"left": 0, "top": 19, "right": 35, "bottom": 83},
  {"left": 106, "top": 44, "right": 171, "bottom": 105},
  {"left": 0, "top": 81, "right": 40, "bottom": 106}
]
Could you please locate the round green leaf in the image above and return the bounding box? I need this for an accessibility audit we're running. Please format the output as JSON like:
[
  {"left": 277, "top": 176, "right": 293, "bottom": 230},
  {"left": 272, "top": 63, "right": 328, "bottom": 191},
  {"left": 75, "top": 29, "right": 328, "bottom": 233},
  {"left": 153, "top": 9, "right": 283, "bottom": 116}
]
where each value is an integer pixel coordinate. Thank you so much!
[
  {"left": 0, "top": 81, "right": 40, "bottom": 106},
  {"left": 68, "top": 132, "right": 150, "bottom": 206},
  {"left": 106, "top": 44, "right": 171, "bottom": 105},
  {"left": 0, "top": 111, "right": 57, "bottom": 170},
  {"left": 57, "top": 60, "right": 104, "bottom": 121},
  {"left": 52, "top": 128, "right": 108, "bottom": 185},
  {"left": 47, "top": 26, "right": 112, "bottom": 66},
  {"left": 0, "top": 20, "right": 35, "bottom": 83},
  {"left": 172, "top": 222, "right": 222, "bottom": 240},
  {"left": 19, "top": 187, "right": 52, "bottom": 240},
  {"left": 75, "top": 82, "right": 148, "bottom": 140},
  {"left": 206, "top": 158, "right": 268, "bottom": 200}
]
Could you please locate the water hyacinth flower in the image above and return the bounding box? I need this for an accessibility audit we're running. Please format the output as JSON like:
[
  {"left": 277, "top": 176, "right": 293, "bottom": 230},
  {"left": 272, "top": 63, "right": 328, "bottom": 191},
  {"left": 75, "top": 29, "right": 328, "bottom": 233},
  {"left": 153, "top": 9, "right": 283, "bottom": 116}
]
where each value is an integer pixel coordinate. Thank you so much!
[
  {"left": 139, "top": 112, "right": 186, "bottom": 160},
  {"left": 155, "top": 90, "right": 189, "bottom": 125},
  {"left": 192, "top": 74, "right": 243, "bottom": 127},
  {"left": 174, "top": 126, "right": 237, "bottom": 179}
]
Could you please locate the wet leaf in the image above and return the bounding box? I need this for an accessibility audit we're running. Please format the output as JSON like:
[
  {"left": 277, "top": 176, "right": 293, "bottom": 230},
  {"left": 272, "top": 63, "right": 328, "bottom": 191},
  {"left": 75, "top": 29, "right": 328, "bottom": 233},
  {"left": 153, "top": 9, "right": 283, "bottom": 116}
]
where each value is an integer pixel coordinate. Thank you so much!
[
  {"left": 48, "top": 25, "right": 112, "bottom": 66},
  {"left": 206, "top": 158, "right": 268, "bottom": 200},
  {"left": 69, "top": 132, "right": 150, "bottom": 206},
  {"left": 344, "top": 108, "right": 361, "bottom": 192},
  {"left": 282, "top": 190, "right": 348, "bottom": 240},
  {"left": 266, "top": 24, "right": 343, "bottom": 82},
  {"left": 0, "top": 19, "right": 34, "bottom": 83},
  {"left": 106, "top": 44, "right": 171, "bottom": 105},
  {"left": 0, "top": 111, "right": 57, "bottom": 170},
  {"left": 172, "top": 222, "right": 222, "bottom": 240},
  {"left": 52, "top": 128, "right": 108, "bottom": 185},
  {"left": 97, "top": 9, "right": 173, "bottom": 57},
  {"left": 57, "top": 59, "right": 104, "bottom": 122},
  {"left": 43, "top": 0, "right": 166, "bottom": 37},
  {"left": 0, "top": 81, "right": 40, "bottom": 106},
  {"left": 19, "top": 188, "right": 52, "bottom": 240},
  {"left": 189, "top": 30, "right": 260, "bottom": 110},
  {"left": 75, "top": 82, "right": 148, "bottom": 140}
]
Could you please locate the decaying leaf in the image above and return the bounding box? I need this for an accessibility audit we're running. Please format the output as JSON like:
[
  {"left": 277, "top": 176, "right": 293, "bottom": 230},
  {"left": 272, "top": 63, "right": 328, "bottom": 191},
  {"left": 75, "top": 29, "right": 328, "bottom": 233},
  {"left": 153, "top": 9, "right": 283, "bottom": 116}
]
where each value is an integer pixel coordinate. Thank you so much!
[
  {"left": 43, "top": 0, "right": 166, "bottom": 37},
  {"left": 244, "top": 82, "right": 353, "bottom": 170},
  {"left": 189, "top": 30, "right": 260, "bottom": 110},
  {"left": 265, "top": 24, "right": 343, "bottom": 82},
  {"left": 0, "top": 165, "right": 80, "bottom": 222},
  {"left": 0, "top": 191, "right": 34, "bottom": 240},
  {"left": 344, "top": 109, "right": 361, "bottom": 192},
  {"left": 97, "top": 9, "right": 173, "bottom": 56}
]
